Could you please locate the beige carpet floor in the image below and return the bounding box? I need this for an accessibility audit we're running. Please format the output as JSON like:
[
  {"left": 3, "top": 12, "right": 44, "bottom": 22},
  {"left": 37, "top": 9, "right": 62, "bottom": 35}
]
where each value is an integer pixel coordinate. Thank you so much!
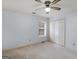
[{"left": 3, "top": 42, "right": 77, "bottom": 59}]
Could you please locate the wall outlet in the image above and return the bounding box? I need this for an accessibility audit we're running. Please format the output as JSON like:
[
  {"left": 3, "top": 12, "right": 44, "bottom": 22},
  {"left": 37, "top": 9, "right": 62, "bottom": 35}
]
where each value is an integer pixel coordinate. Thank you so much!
[
  {"left": 73, "top": 43, "right": 76, "bottom": 46},
  {"left": 29, "top": 40, "right": 31, "bottom": 42}
]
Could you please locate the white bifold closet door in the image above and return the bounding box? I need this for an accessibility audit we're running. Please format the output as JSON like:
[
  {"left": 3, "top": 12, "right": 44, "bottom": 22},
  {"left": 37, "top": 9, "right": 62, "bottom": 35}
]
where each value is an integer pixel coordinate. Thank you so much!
[{"left": 49, "top": 20, "right": 64, "bottom": 46}]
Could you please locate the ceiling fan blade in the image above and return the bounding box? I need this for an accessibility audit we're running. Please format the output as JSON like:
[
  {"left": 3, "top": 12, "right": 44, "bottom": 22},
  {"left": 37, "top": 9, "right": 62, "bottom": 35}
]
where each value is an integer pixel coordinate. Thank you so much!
[
  {"left": 34, "top": 7, "right": 45, "bottom": 11},
  {"left": 51, "top": 0, "right": 61, "bottom": 5},
  {"left": 35, "top": 0, "right": 42, "bottom": 3},
  {"left": 51, "top": 7, "right": 61, "bottom": 10}
]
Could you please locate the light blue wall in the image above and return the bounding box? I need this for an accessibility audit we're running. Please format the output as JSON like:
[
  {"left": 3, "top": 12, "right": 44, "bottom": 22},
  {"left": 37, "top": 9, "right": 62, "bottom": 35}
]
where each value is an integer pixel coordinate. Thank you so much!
[
  {"left": 65, "top": 12, "right": 77, "bottom": 51},
  {"left": 2, "top": 10, "right": 48, "bottom": 50}
]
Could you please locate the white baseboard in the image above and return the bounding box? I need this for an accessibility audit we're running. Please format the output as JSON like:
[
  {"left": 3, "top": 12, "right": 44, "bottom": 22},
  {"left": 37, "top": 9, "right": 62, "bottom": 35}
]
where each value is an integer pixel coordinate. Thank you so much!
[{"left": 2, "top": 41, "right": 44, "bottom": 52}]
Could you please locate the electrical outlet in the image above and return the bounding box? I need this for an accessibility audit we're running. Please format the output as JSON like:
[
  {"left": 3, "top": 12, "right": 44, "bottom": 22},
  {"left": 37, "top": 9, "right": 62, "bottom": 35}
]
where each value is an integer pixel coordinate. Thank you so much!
[
  {"left": 29, "top": 40, "right": 31, "bottom": 42},
  {"left": 73, "top": 43, "right": 76, "bottom": 46}
]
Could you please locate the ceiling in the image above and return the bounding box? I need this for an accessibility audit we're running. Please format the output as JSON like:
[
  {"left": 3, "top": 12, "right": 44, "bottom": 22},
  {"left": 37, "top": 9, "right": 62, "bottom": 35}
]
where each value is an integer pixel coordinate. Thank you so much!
[{"left": 3, "top": 0, "right": 77, "bottom": 18}]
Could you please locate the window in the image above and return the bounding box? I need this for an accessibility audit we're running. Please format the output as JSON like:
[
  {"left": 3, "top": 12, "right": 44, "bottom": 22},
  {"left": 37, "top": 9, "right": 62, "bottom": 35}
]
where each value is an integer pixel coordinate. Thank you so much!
[{"left": 38, "top": 21, "right": 46, "bottom": 37}]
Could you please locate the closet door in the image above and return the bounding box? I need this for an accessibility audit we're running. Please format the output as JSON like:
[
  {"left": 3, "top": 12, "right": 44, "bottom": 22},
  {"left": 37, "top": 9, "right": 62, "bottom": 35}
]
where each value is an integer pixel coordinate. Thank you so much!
[
  {"left": 58, "top": 20, "right": 64, "bottom": 46},
  {"left": 55, "top": 20, "right": 64, "bottom": 46},
  {"left": 49, "top": 20, "right": 64, "bottom": 46}
]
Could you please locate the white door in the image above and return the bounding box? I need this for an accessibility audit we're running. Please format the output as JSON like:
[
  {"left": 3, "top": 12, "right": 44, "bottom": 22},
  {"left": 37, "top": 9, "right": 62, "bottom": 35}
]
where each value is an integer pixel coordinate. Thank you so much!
[
  {"left": 58, "top": 21, "right": 64, "bottom": 46},
  {"left": 49, "top": 20, "right": 64, "bottom": 46},
  {"left": 55, "top": 20, "right": 64, "bottom": 46}
]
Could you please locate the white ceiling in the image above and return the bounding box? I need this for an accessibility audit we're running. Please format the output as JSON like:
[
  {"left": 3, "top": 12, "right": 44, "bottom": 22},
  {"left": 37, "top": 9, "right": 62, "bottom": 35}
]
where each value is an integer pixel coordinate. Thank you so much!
[{"left": 3, "top": 0, "right": 77, "bottom": 18}]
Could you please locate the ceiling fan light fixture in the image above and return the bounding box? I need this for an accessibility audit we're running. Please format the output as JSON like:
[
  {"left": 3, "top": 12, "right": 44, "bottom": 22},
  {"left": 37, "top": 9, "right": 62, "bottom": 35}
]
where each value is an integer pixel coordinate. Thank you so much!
[{"left": 45, "top": 7, "right": 50, "bottom": 12}]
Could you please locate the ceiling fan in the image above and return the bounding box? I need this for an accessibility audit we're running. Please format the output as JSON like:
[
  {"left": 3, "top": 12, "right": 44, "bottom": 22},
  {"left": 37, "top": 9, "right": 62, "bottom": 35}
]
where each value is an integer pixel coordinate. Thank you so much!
[{"left": 34, "top": 0, "right": 61, "bottom": 14}]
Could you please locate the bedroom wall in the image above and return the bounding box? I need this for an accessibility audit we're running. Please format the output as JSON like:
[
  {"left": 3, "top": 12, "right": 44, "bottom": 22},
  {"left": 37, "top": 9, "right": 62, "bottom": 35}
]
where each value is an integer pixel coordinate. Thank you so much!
[
  {"left": 65, "top": 11, "right": 77, "bottom": 51},
  {"left": 2, "top": 10, "right": 48, "bottom": 50}
]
